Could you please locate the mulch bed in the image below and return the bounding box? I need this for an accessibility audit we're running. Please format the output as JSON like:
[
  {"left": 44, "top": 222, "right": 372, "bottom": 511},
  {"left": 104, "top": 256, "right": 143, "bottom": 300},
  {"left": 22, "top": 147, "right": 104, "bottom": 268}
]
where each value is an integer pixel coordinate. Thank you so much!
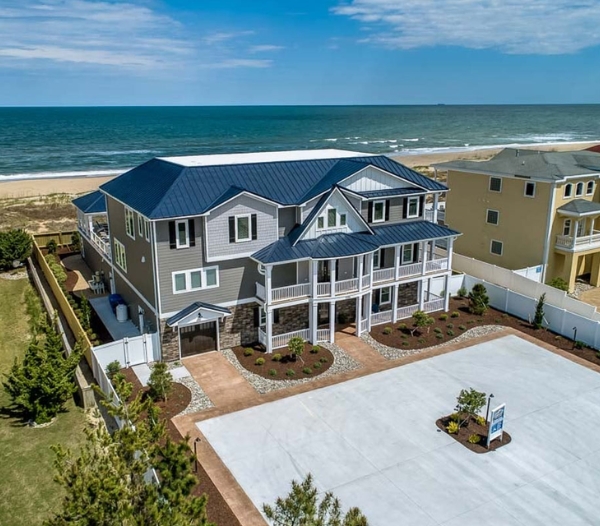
[
  {"left": 232, "top": 342, "right": 334, "bottom": 380},
  {"left": 370, "top": 297, "right": 600, "bottom": 367},
  {"left": 119, "top": 368, "right": 241, "bottom": 526},
  {"left": 436, "top": 414, "right": 511, "bottom": 454}
]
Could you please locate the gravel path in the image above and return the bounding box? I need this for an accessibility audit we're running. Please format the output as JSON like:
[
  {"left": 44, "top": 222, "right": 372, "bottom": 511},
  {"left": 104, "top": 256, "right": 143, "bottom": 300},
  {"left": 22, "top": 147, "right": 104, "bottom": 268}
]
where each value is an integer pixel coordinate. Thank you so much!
[
  {"left": 174, "top": 376, "right": 214, "bottom": 415},
  {"left": 220, "top": 343, "right": 361, "bottom": 395},
  {"left": 0, "top": 270, "right": 28, "bottom": 280},
  {"left": 362, "top": 325, "right": 507, "bottom": 360}
]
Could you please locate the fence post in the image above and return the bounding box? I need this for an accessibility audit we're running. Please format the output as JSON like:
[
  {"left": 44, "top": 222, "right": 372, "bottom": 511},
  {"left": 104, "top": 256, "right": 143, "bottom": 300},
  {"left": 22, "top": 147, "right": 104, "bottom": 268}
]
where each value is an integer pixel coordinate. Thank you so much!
[
  {"left": 124, "top": 337, "right": 129, "bottom": 367},
  {"left": 143, "top": 334, "right": 148, "bottom": 363}
]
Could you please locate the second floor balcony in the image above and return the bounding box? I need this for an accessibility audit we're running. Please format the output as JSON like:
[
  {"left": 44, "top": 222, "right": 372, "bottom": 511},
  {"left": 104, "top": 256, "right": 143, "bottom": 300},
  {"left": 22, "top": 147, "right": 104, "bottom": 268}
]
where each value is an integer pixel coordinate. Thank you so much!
[{"left": 556, "top": 231, "right": 600, "bottom": 252}]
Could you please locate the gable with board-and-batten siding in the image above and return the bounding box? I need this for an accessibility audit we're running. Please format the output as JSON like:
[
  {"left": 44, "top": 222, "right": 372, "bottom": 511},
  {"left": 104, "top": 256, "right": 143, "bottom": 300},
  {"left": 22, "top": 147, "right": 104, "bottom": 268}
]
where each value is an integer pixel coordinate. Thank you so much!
[{"left": 340, "top": 165, "right": 423, "bottom": 192}]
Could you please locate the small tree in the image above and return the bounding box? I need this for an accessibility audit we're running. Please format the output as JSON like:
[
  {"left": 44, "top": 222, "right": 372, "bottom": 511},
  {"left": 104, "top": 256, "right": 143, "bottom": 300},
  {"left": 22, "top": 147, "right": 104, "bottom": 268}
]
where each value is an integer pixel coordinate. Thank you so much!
[
  {"left": 288, "top": 335, "right": 305, "bottom": 363},
  {"left": 455, "top": 388, "right": 487, "bottom": 427},
  {"left": 24, "top": 284, "right": 45, "bottom": 335},
  {"left": 70, "top": 231, "right": 81, "bottom": 251},
  {"left": 47, "top": 239, "right": 58, "bottom": 255},
  {"left": 533, "top": 293, "right": 546, "bottom": 329},
  {"left": 80, "top": 293, "right": 92, "bottom": 331},
  {"left": 548, "top": 277, "right": 569, "bottom": 291},
  {"left": 105, "top": 360, "right": 121, "bottom": 380},
  {"left": 263, "top": 473, "right": 368, "bottom": 526},
  {"left": 457, "top": 286, "right": 468, "bottom": 298},
  {"left": 3, "top": 321, "right": 83, "bottom": 424},
  {"left": 0, "top": 229, "right": 32, "bottom": 269},
  {"left": 468, "top": 284, "right": 489, "bottom": 315},
  {"left": 148, "top": 362, "right": 173, "bottom": 402},
  {"left": 411, "top": 310, "right": 434, "bottom": 336}
]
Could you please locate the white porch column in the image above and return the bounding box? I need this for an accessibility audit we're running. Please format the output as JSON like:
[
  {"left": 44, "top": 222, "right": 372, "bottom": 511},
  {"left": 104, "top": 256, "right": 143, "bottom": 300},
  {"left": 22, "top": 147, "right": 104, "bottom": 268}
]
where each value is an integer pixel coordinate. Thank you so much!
[
  {"left": 358, "top": 255, "right": 364, "bottom": 292},
  {"left": 356, "top": 295, "right": 363, "bottom": 336},
  {"left": 392, "top": 283, "right": 399, "bottom": 323},
  {"left": 366, "top": 292, "right": 373, "bottom": 331},
  {"left": 589, "top": 218, "right": 594, "bottom": 236},
  {"left": 394, "top": 245, "right": 401, "bottom": 280},
  {"left": 444, "top": 274, "right": 451, "bottom": 312},
  {"left": 427, "top": 277, "right": 432, "bottom": 302},
  {"left": 433, "top": 193, "right": 439, "bottom": 223},
  {"left": 329, "top": 301, "right": 335, "bottom": 343},
  {"left": 418, "top": 279, "right": 425, "bottom": 310},
  {"left": 310, "top": 302, "right": 318, "bottom": 344},
  {"left": 266, "top": 308, "right": 273, "bottom": 353},
  {"left": 265, "top": 264, "right": 273, "bottom": 304},
  {"left": 447, "top": 237, "right": 455, "bottom": 271},
  {"left": 330, "top": 259, "right": 336, "bottom": 298},
  {"left": 310, "top": 260, "right": 318, "bottom": 297},
  {"left": 421, "top": 241, "right": 428, "bottom": 275},
  {"left": 88, "top": 216, "right": 93, "bottom": 236}
]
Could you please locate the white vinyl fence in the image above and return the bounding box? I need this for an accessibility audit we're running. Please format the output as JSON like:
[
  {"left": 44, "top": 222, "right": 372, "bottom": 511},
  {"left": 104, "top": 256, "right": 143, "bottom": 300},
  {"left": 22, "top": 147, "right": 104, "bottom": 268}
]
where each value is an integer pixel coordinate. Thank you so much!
[
  {"left": 426, "top": 273, "right": 465, "bottom": 298},
  {"left": 514, "top": 264, "right": 544, "bottom": 283},
  {"left": 92, "top": 332, "right": 160, "bottom": 371}
]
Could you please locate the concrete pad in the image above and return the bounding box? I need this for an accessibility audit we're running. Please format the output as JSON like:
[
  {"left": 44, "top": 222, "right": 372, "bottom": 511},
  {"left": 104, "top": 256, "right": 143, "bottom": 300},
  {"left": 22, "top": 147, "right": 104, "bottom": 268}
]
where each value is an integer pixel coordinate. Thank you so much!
[
  {"left": 89, "top": 296, "right": 140, "bottom": 341},
  {"left": 170, "top": 365, "right": 190, "bottom": 381},
  {"left": 132, "top": 363, "right": 151, "bottom": 386},
  {"left": 198, "top": 335, "right": 600, "bottom": 525}
]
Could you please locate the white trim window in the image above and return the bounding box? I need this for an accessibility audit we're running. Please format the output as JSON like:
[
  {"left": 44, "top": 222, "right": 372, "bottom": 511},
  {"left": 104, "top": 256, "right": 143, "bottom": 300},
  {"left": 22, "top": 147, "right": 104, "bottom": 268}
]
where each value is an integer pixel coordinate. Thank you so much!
[
  {"left": 373, "top": 249, "right": 381, "bottom": 269},
  {"left": 327, "top": 207, "right": 337, "bottom": 228},
  {"left": 340, "top": 213, "right": 347, "bottom": 226},
  {"left": 564, "top": 184, "right": 573, "bottom": 198},
  {"left": 172, "top": 266, "right": 219, "bottom": 294},
  {"left": 486, "top": 209, "right": 499, "bottom": 225},
  {"left": 125, "top": 207, "right": 136, "bottom": 239},
  {"left": 235, "top": 214, "right": 251, "bottom": 242},
  {"left": 144, "top": 219, "right": 151, "bottom": 242},
  {"left": 576, "top": 182, "right": 584, "bottom": 197},
  {"left": 114, "top": 238, "right": 127, "bottom": 271},
  {"left": 401, "top": 244, "right": 414, "bottom": 264},
  {"left": 490, "top": 239, "right": 503, "bottom": 256},
  {"left": 587, "top": 181, "right": 595, "bottom": 196},
  {"left": 524, "top": 182, "right": 536, "bottom": 198},
  {"left": 176, "top": 220, "right": 190, "bottom": 248},
  {"left": 406, "top": 197, "right": 420, "bottom": 218},
  {"left": 373, "top": 201, "right": 386, "bottom": 223},
  {"left": 380, "top": 287, "right": 391, "bottom": 305},
  {"left": 138, "top": 214, "right": 144, "bottom": 237},
  {"left": 317, "top": 216, "right": 325, "bottom": 229},
  {"left": 563, "top": 219, "right": 572, "bottom": 236},
  {"left": 489, "top": 177, "right": 502, "bottom": 193}
]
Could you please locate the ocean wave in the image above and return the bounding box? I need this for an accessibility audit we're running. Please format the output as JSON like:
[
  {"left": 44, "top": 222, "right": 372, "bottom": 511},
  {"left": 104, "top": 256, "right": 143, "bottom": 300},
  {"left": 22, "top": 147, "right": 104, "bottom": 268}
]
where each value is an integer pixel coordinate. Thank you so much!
[
  {"left": 84, "top": 149, "right": 157, "bottom": 156},
  {"left": 0, "top": 169, "right": 126, "bottom": 181}
]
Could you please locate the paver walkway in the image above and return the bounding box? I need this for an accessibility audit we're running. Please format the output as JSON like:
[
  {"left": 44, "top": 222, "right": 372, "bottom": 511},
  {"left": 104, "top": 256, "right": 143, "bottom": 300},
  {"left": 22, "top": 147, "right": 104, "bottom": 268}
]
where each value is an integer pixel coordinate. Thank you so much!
[
  {"left": 579, "top": 287, "right": 600, "bottom": 309},
  {"left": 335, "top": 327, "right": 389, "bottom": 369}
]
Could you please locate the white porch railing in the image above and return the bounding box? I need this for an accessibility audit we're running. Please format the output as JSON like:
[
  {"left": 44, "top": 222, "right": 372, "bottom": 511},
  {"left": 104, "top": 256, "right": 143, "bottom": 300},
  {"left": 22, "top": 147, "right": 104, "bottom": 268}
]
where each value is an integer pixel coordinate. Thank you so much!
[
  {"left": 271, "top": 283, "right": 310, "bottom": 302},
  {"left": 271, "top": 328, "right": 311, "bottom": 350},
  {"left": 335, "top": 278, "right": 359, "bottom": 294},
  {"left": 425, "top": 257, "right": 449, "bottom": 273},
  {"left": 556, "top": 232, "right": 600, "bottom": 250},
  {"left": 424, "top": 297, "right": 445, "bottom": 313},
  {"left": 361, "top": 274, "right": 371, "bottom": 288},
  {"left": 88, "top": 229, "right": 111, "bottom": 259},
  {"left": 398, "top": 262, "right": 421, "bottom": 278},
  {"left": 359, "top": 317, "right": 369, "bottom": 333},
  {"left": 373, "top": 267, "right": 395, "bottom": 283},
  {"left": 371, "top": 310, "right": 392, "bottom": 326},
  {"left": 256, "top": 282, "right": 266, "bottom": 301},
  {"left": 317, "top": 282, "right": 330, "bottom": 297},
  {"left": 258, "top": 327, "right": 267, "bottom": 346},
  {"left": 316, "top": 328, "right": 330, "bottom": 342},
  {"left": 397, "top": 304, "right": 420, "bottom": 320}
]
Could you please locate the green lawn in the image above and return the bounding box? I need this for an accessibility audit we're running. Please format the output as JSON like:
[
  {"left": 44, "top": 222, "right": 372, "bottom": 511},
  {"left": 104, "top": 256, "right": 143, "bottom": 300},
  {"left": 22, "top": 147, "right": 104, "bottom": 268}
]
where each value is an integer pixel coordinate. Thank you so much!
[{"left": 0, "top": 278, "right": 87, "bottom": 526}]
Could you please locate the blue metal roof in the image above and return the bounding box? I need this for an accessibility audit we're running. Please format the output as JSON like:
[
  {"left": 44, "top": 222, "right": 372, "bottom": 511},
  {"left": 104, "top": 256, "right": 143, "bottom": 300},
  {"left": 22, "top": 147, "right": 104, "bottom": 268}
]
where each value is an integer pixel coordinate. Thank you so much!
[
  {"left": 253, "top": 221, "right": 460, "bottom": 264},
  {"left": 72, "top": 190, "right": 107, "bottom": 214},
  {"left": 166, "top": 301, "right": 231, "bottom": 327},
  {"left": 360, "top": 188, "right": 423, "bottom": 199},
  {"left": 99, "top": 154, "right": 448, "bottom": 220}
]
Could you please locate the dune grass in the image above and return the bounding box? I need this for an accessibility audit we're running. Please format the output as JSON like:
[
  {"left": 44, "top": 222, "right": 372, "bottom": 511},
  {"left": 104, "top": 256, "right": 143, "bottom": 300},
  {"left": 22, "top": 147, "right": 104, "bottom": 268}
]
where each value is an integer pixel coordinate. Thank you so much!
[{"left": 0, "top": 278, "right": 87, "bottom": 526}]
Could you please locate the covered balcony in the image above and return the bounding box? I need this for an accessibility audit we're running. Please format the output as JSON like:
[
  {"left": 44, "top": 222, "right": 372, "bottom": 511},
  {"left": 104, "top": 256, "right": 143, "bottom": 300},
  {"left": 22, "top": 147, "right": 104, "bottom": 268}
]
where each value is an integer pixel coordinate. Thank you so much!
[
  {"left": 73, "top": 190, "right": 112, "bottom": 260},
  {"left": 555, "top": 200, "right": 600, "bottom": 253}
]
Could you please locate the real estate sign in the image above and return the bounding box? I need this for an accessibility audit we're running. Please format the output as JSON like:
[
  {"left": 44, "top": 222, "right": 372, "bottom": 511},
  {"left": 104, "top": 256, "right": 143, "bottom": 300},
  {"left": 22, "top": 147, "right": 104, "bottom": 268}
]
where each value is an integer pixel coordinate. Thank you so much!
[{"left": 487, "top": 403, "right": 506, "bottom": 448}]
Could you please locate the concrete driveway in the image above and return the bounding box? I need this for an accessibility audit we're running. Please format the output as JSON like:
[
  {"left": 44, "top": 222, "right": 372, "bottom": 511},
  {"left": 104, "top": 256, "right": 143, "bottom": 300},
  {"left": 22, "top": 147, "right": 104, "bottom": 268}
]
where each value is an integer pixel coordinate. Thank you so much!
[{"left": 198, "top": 335, "right": 600, "bottom": 526}]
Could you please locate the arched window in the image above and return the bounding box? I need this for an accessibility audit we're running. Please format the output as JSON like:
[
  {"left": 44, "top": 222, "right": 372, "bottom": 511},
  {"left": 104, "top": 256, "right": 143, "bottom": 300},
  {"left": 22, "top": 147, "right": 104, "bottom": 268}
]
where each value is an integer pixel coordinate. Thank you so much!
[
  {"left": 587, "top": 181, "right": 595, "bottom": 195},
  {"left": 564, "top": 184, "right": 573, "bottom": 198},
  {"left": 576, "top": 182, "right": 584, "bottom": 196}
]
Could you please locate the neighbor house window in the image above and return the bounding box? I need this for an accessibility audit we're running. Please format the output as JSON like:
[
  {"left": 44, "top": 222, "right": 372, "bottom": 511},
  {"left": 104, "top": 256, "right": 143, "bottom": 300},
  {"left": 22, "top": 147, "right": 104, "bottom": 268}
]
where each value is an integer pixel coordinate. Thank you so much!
[
  {"left": 327, "top": 208, "right": 337, "bottom": 228},
  {"left": 373, "top": 201, "right": 386, "bottom": 222},
  {"left": 176, "top": 220, "right": 189, "bottom": 248},
  {"left": 486, "top": 209, "right": 499, "bottom": 225},
  {"left": 380, "top": 287, "right": 391, "bottom": 304},
  {"left": 172, "top": 266, "right": 219, "bottom": 294},
  {"left": 401, "top": 244, "right": 414, "bottom": 264},
  {"left": 235, "top": 215, "right": 251, "bottom": 242},
  {"left": 114, "top": 238, "right": 127, "bottom": 271},
  {"left": 587, "top": 181, "right": 595, "bottom": 196},
  {"left": 340, "top": 213, "right": 347, "bottom": 226},
  {"left": 317, "top": 216, "right": 324, "bottom": 229},
  {"left": 489, "top": 177, "right": 502, "bottom": 192},
  {"left": 125, "top": 207, "right": 135, "bottom": 239},
  {"left": 138, "top": 214, "right": 143, "bottom": 237},
  {"left": 144, "top": 219, "right": 151, "bottom": 242},
  {"left": 524, "top": 182, "right": 536, "bottom": 198},
  {"left": 564, "top": 184, "right": 573, "bottom": 198},
  {"left": 563, "top": 219, "right": 572, "bottom": 236},
  {"left": 373, "top": 249, "right": 381, "bottom": 269},
  {"left": 490, "top": 240, "right": 503, "bottom": 256},
  {"left": 406, "top": 197, "right": 420, "bottom": 218},
  {"left": 576, "top": 182, "right": 584, "bottom": 196}
]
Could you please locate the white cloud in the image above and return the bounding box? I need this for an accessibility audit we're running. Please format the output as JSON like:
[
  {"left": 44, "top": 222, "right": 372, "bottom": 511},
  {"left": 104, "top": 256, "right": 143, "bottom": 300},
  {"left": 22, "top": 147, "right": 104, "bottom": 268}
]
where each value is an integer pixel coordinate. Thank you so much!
[
  {"left": 0, "top": 1, "right": 275, "bottom": 71},
  {"left": 332, "top": 0, "right": 600, "bottom": 54},
  {"left": 248, "top": 45, "right": 284, "bottom": 53}
]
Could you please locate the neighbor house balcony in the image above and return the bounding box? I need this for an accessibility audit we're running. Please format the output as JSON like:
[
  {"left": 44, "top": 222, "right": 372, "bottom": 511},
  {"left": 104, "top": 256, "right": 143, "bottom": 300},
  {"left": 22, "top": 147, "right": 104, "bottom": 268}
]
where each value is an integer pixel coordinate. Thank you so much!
[
  {"left": 555, "top": 231, "right": 600, "bottom": 252},
  {"left": 78, "top": 216, "right": 112, "bottom": 260}
]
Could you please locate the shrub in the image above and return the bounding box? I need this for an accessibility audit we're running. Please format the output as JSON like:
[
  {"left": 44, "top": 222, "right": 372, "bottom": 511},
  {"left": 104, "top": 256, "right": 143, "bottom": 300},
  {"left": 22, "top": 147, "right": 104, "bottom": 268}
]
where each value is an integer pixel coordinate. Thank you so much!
[
  {"left": 455, "top": 387, "right": 486, "bottom": 426},
  {"left": 468, "top": 284, "right": 489, "bottom": 315},
  {"left": 457, "top": 286, "right": 467, "bottom": 298},
  {"left": 383, "top": 326, "right": 393, "bottom": 335},
  {"left": 446, "top": 421, "right": 460, "bottom": 434},
  {"left": 255, "top": 357, "right": 265, "bottom": 366},
  {"left": 501, "top": 313, "right": 509, "bottom": 319},
  {"left": 451, "top": 311, "right": 460, "bottom": 318},
  {"left": 70, "top": 231, "right": 81, "bottom": 251},
  {"left": 548, "top": 277, "right": 569, "bottom": 291},
  {"left": 449, "top": 412, "right": 461, "bottom": 423},
  {"left": 533, "top": 293, "right": 546, "bottom": 330},
  {"left": 80, "top": 293, "right": 92, "bottom": 331},
  {"left": 319, "top": 357, "right": 328, "bottom": 364},
  {"left": 47, "top": 239, "right": 58, "bottom": 255},
  {"left": 313, "top": 362, "right": 322, "bottom": 370},
  {"left": 412, "top": 310, "right": 434, "bottom": 336},
  {"left": 272, "top": 353, "right": 282, "bottom": 362},
  {"left": 467, "top": 320, "right": 476, "bottom": 325},
  {"left": 0, "top": 229, "right": 32, "bottom": 269},
  {"left": 447, "top": 330, "right": 455, "bottom": 337},
  {"left": 434, "top": 327, "right": 442, "bottom": 334},
  {"left": 398, "top": 323, "right": 407, "bottom": 331},
  {"left": 268, "top": 369, "right": 277, "bottom": 377},
  {"left": 417, "top": 338, "right": 426, "bottom": 344},
  {"left": 446, "top": 323, "right": 454, "bottom": 329},
  {"left": 436, "top": 333, "right": 444, "bottom": 340},
  {"left": 468, "top": 434, "right": 481, "bottom": 444},
  {"left": 243, "top": 348, "right": 254, "bottom": 357},
  {"left": 439, "top": 314, "right": 448, "bottom": 321},
  {"left": 458, "top": 325, "right": 466, "bottom": 331},
  {"left": 310, "top": 346, "right": 319, "bottom": 354},
  {"left": 106, "top": 360, "right": 121, "bottom": 380},
  {"left": 575, "top": 340, "right": 586, "bottom": 350},
  {"left": 402, "top": 341, "right": 409, "bottom": 346},
  {"left": 401, "top": 334, "right": 408, "bottom": 339},
  {"left": 475, "top": 415, "right": 486, "bottom": 426},
  {"left": 494, "top": 318, "right": 501, "bottom": 323},
  {"left": 288, "top": 336, "right": 305, "bottom": 362},
  {"left": 286, "top": 369, "right": 295, "bottom": 377},
  {"left": 148, "top": 362, "right": 173, "bottom": 402},
  {"left": 44, "top": 254, "right": 67, "bottom": 284},
  {"left": 302, "top": 367, "right": 312, "bottom": 375}
]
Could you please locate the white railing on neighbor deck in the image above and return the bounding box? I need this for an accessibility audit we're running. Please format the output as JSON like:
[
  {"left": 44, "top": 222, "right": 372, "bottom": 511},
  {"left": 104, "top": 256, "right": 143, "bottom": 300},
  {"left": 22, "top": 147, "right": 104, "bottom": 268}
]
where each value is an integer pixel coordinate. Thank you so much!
[
  {"left": 424, "top": 297, "right": 445, "bottom": 313},
  {"left": 316, "top": 328, "right": 330, "bottom": 342},
  {"left": 317, "top": 282, "right": 331, "bottom": 297},
  {"left": 271, "top": 283, "right": 311, "bottom": 302},
  {"left": 271, "top": 329, "right": 311, "bottom": 350},
  {"left": 426, "top": 257, "right": 449, "bottom": 273},
  {"left": 256, "top": 282, "right": 266, "bottom": 301},
  {"left": 371, "top": 310, "right": 393, "bottom": 326},
  {"left": 556, "top": 232, "right": 600, "bottom": 250},
  {"left": 90, "top": 230, "right": 111, "bottom": 259},
  {"left": 335, "top": 278, "right": 359, "bottom": 294},
  {"left": 397, "top": 304, "right": 420, "bottom": 320},
  {"left": 373, "top": 267, "right": 395, "bottom": 283},
  {"left": 398, "top": 262, "right": 422, "bottom": 278},
  {"left": 361, "top": 274, "right": 371, "bottom": 288}
]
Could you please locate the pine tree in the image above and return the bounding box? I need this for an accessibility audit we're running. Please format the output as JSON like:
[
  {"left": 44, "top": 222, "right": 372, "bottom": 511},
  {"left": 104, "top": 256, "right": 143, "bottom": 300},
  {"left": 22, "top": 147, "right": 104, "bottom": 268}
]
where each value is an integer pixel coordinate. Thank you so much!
[
  {"left": 468, "top": 284, "right": 490, "bottom": 315},
  {"left": 533, "top": 293, "right": 546, "bottom": 329},
  {"left": 148, "top": 362, "right": 173, "bottom": 402},
  {"left": 3, "top": 320, "right": 82, "bottom": 424}
]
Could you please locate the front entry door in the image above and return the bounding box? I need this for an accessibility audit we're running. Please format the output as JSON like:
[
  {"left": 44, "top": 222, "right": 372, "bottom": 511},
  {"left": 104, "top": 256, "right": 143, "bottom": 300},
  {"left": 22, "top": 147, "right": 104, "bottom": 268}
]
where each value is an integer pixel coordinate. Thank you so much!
[{"left": 180, "top": 322, "right": 216, "bottom": 357}]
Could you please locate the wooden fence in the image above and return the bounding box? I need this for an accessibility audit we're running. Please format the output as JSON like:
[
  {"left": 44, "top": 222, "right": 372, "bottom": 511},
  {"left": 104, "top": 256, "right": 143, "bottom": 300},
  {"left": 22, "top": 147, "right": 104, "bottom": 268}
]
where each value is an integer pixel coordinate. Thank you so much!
[
  {"left": 34, "top": 231, "right": 77, "bottom": 248},
  {"left": 32, "top": 239, "right": 93, "bottom": 365}
]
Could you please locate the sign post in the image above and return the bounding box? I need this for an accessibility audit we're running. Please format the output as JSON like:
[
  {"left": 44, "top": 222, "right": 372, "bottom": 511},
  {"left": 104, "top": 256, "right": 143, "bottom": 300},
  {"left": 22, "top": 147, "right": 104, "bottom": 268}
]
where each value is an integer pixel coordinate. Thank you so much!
[{"left": 487, "top": 403, "right": 506, "bottom": 449}]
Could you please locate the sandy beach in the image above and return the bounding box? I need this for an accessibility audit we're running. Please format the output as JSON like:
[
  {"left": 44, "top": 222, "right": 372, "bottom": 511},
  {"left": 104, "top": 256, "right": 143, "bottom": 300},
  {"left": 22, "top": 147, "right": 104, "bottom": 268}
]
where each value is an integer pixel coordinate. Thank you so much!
[{"left": 0, "top": 141, "right": 598, "bottom": 199}]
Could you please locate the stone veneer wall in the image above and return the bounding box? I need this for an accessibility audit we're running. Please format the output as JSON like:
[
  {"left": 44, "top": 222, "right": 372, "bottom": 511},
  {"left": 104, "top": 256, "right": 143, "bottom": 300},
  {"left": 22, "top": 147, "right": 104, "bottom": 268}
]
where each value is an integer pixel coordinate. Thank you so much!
[
  {"left": 219, "top": 302, "right": 258, "bottom": 349},
  {"left": 273, "top": 304, "right": 309, "bottom": 336},
  {"left": 398, "top": 282, "right": 419, "bottom": 307},
  {"left": 337, "top": 298, "right": 356, "bottom": 323},
  {"left": 160, "top": 320, "right": 179, "bottom": 362}
]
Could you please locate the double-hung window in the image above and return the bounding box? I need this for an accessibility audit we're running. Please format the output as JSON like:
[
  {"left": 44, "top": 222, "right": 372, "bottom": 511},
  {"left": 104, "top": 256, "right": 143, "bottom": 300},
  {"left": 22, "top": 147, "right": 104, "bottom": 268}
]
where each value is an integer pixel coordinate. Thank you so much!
[
  {"left": 114, "top": 238, "right": 127, "bottom": 271},
  {"left": 138, "top": 214, "right": 144, "bottom": 237},
  {"left": 490, "top": 240, "right": 503, "bottom": 256},
  {"left": 373, "top": 201, "right": 386, "bottom": 223},
  {"left": 524, "top": 182, "right": 536, "bottom": 198},
  {"left": 563, "top": 219, "right": 571, "bottom": 236},
  {"left": 176, "top": 220, "right": 189, "bottom": 248},
  {"left": 402, "top": 244, "right": 414, "bottom": 264},
  {"left": 380, "top": 287, "right": 391, "bottom": 304},
  {"left": 327, "top": 208, "right": 337, "bottom": 228},
  {"left": 406, "top": 197, "right": 420, "bottom": 218},
  {"left": 317, "top": 216, "right": 325, "bottom": 229},
  {"left": 373, "top": 249, "right": 381, "bottom": 269},
  {"left": 486, "top": 209, "right": 499, "bottom": 225},
  {"left": 235, "top": 214, "right": 251, "bottom": 242},
  {"left": 489, "top": 177, "right": 502, "bottom": 192},
  {"left": 125, "top": 208, "right": 135, "bottom": 239},
  {"left": 340, "top": 213, "right": 347, "bottom": 226},
  {"left": 587, "top": 181, "right": 595, "bottom": 196},
  {"left": 172, "top": 266, "right": 219, "bottom": 294},
  {"left": 144, "top": 219, "right": 151, "bottom": 242}
]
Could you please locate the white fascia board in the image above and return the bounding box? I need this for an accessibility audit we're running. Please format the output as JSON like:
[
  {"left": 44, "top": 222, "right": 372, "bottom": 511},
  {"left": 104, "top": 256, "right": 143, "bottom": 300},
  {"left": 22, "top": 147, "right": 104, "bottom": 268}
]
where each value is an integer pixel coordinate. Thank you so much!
[{"left": 337, "top": 164, "right": 428, "bottom": 192}]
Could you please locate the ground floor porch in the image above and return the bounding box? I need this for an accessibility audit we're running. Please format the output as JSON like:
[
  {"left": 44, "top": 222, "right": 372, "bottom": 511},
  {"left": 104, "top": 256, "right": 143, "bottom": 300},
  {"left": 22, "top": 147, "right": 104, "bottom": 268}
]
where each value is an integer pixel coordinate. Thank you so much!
[{"left": 550, "top": 248, "right": 600, "bottom": 292}]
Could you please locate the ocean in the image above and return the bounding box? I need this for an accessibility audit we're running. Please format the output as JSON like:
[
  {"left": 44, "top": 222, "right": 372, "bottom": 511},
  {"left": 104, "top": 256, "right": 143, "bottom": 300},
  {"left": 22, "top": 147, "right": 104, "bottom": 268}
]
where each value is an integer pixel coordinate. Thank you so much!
[{"left": 1, "top": 105, "right": 600, "bottom": 180}]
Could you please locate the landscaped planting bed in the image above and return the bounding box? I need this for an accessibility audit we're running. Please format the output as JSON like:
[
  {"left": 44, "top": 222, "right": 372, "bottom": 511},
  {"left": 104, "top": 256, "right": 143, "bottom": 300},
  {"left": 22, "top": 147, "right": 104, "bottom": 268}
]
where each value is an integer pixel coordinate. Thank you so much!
[
  {"left": 370, "top": 297, "right": 600, "bottom": 367},
  {"left": 436, "top": 414, "right": 512, "bottom": 454},
  {"left": 232, "top": 342, "right": 334, "bottom": 380}
]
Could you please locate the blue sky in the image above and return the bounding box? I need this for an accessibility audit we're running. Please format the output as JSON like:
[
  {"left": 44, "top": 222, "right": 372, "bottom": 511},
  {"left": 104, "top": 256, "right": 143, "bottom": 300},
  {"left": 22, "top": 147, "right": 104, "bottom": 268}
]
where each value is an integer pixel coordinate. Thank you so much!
[{"left": 1, "top": 0, "right": 600, "bottom": 106}]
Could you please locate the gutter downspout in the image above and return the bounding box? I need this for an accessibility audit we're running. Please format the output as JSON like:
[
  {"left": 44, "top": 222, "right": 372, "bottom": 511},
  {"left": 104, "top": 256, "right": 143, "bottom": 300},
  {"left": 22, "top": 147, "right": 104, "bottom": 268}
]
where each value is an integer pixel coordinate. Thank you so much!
[
  {"left": 151, "top": 220, "right": 163, "bottom": 360},
  {"left": 541, "top": 183, "right": 557, "bottom": 284}
]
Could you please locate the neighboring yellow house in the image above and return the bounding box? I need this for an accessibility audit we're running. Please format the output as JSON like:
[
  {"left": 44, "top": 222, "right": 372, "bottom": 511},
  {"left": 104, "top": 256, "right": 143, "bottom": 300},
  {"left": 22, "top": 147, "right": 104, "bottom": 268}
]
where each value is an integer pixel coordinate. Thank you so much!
[{"left": 435, "top": 148, "right": 600, "bottom": 292}]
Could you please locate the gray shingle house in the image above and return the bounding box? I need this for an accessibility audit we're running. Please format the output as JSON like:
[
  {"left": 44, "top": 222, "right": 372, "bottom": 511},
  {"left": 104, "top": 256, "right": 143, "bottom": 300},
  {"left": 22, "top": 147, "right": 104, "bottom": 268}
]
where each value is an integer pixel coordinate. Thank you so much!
[{"left": 73, "top": 149, "right": 460, "bottom": 361}]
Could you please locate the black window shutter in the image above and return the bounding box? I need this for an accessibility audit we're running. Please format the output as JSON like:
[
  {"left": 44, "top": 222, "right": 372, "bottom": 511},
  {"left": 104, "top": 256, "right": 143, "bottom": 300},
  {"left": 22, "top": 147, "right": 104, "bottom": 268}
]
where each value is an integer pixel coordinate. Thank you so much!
[
  {"left": 385, "top": 200, "right": 390, "bottom": 221},
  {"left": 188, "top": 219, "right": 195, "bottom": 247},
  {"left": 274, "top": 310, "right": 280, "bottom": 324},
  {"left": 367, "top": 202, "right": 373, "bottom": 223},
  {"left": 419, "top": 196, "right": 425, "bottom": 216},
  {"left": 228, "top": 217, "right": 235, "bottom": 243},
  {"left": 251, "top": 214, "right": 258, "bottom": 240},
  {"left": 168, "top": 221, "right": 176, "bottom": 249},
  {"left": 402, "top": 198, "right": 408, "bottom": 219},
  {"left": 253, "top": 307, "right": 259, "bottom": 327},
  {"left": 413, "top": 243, "right": 419, "bottom": 263}
]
